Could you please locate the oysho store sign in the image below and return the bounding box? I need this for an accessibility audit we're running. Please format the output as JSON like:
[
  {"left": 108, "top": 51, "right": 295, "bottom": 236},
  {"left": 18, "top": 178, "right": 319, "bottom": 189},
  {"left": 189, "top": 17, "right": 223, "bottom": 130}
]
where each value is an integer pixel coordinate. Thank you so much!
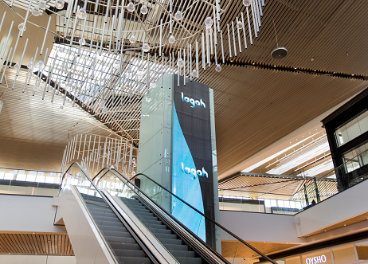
[
  {"left": 302, "top": 251, "right": 332, "bottom": 264},
  {"left": 305, "top": 255, "right": 327, "bottom": 264}
]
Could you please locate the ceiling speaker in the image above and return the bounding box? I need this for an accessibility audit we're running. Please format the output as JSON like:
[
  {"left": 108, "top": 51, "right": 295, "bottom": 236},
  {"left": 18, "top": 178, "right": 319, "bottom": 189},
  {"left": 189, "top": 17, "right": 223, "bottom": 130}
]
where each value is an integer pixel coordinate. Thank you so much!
[{"left": 271, "top": 47, "right": 288, "bottom": 59}]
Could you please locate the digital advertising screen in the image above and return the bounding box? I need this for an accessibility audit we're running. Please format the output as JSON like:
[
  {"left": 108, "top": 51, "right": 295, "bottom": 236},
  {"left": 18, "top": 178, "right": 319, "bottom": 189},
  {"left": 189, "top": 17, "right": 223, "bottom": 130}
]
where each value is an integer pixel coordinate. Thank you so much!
[{"left": 171, "top": 75, "right": 215, "bottom": 245}]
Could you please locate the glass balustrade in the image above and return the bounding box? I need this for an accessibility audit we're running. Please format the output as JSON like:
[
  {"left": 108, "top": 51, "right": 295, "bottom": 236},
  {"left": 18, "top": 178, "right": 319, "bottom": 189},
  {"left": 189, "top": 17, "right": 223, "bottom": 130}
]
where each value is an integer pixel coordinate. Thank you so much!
[
  {"left": 0, "top": 167, "right": 62, "bottom": 196},
  {"left": 218, "top": 190, "right": 303, "bottom": 215}
]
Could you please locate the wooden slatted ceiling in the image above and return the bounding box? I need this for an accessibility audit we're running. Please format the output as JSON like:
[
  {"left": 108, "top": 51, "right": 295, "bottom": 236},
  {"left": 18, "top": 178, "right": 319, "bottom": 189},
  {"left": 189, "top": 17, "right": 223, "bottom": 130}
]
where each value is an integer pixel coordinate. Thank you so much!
[
  {"left": 0, "top": 69, "right": 117, "bottom": 145},
  {"left": 4, "top": 0, "right": 368, "bottom": 178},
  {"left": 51, "top": 0, "right": 368, "bottom": 77},
  {"left": 202, "top": 65, "right": 368, "bottom": 176},
  {"left": 0, "top": 233, "right": 74, "bottom": 255}
]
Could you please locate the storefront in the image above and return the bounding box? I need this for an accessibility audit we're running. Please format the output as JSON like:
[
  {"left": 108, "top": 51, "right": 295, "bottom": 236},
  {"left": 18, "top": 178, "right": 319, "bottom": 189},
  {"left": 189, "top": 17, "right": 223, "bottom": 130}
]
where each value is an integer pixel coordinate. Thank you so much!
[{"left": 278, "top": 240, "right": 368, "bottom": 264}]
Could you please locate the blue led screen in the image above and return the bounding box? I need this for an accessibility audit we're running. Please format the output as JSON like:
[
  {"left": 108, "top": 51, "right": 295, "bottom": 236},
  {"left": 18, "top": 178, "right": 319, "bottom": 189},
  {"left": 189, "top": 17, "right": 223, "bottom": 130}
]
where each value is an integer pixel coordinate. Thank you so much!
[{"left": 171, "top": 75, "right": 215, "bottom": 246}]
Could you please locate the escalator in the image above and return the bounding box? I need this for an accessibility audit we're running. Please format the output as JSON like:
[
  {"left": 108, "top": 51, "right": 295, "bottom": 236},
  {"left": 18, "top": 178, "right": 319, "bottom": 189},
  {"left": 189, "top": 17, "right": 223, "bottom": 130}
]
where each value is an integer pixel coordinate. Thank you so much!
[
  {"left": 55, "top": 163, "right": 276, "bottom": 264},
  {"left": 82, "top": 194, "right": 153, "bottom": 264},
  {"left": 120, "top": 197, "right": 203, "bottom": 264}
]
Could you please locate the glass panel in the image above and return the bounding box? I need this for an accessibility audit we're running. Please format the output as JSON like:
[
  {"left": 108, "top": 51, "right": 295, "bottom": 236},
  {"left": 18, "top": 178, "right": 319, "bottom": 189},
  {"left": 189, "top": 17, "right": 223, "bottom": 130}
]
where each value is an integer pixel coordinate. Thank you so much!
[
  {"left": 302, "top": 250, "right": 333, "bottom": 264},
  {"left": 358, "top": 111, "right": 368, "bottom": 135},
  {"left": 218, "top": 190, "right": 301, "bottom": 215},
  {"left": 0, "top": 168, "right": 62, "bottom": 196},
  {"left": 334, "top": 110, "right": 368, "bottom": 146},
  {"left": 346, "top": 118, "right": 361, "bottom": 142},
  {"left": 332, "top": 245, "right": 357, "bottom": 264}
]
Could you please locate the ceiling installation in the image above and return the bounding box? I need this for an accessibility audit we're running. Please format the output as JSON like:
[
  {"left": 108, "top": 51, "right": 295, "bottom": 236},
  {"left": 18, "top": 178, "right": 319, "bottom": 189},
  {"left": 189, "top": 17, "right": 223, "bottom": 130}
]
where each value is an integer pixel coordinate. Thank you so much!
[{"left": 1, "top": 0, "right": 368, "bottom": 177}]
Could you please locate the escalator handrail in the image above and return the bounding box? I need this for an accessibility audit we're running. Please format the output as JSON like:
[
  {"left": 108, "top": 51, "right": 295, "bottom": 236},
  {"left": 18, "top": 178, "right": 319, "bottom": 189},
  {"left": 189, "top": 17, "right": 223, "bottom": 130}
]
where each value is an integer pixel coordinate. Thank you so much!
[
  {"left": 94, "top": 169, "right": 277, "bottom": 264},
  {"left": 60, "top": 163, "right": 159, "bottom": 264}
]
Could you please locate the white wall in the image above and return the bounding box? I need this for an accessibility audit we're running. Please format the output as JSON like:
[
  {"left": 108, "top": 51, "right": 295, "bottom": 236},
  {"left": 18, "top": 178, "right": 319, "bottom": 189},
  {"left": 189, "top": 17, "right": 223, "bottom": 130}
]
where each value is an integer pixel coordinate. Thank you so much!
[
  {"left": 0, "top": 194, "right": 65, "bottom": 233},
  {"left": 220, "top": 210, "right": 305, "bottom": 243},
  {"left": 0, "top": 255, "right": 76, "bottom": 264},
  {"left": 295, "top": 178, "right": 368, "bottom": 237}
]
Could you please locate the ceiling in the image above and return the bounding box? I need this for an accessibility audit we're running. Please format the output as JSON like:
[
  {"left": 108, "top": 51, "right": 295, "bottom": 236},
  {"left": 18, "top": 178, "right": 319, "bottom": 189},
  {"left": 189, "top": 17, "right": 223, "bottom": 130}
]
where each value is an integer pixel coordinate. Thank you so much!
[
  {"left": 0, "top": 68, "right": 118, "bottom": 145},
  {"left": 1, "top": 0, "right": 368, "bottom": 178}
]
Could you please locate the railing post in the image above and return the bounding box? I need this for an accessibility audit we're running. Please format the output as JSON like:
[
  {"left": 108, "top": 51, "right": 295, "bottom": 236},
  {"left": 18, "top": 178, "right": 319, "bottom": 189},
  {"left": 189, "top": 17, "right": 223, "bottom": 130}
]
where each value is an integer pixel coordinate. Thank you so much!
[
  {"left": 303, "top": 183, "right": 309, "bottom": 206},
  {"left": 314, "top": 178, "right": 321, "bottom": 203}
]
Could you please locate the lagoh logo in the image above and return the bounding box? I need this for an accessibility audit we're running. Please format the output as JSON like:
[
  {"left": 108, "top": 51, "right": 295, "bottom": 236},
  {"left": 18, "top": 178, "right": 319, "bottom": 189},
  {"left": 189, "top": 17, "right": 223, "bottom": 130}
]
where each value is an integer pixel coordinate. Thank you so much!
[
  {"left": 181, "top": 162, "right": 208, "bottom": 179},
  {"left": 181, "top": 92, "right": 206, "bottom": 108}
]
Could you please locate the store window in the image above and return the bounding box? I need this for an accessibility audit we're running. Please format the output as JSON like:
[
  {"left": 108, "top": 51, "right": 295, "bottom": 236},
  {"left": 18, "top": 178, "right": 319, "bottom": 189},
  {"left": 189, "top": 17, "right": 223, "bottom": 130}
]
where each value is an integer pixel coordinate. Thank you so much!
[
  {"left": 335, "top": 110, "right": 368, "bottom": 147},
  {"left": 302, "top": 250, "right": 333, "bottom": 264},
  {"left": 343, "top": 142, "right": 368, "bottom": 173},
  {"left": 332, "top": 245, "right": 357, "bottom": 264},
  {"left": 356, "top": 241, "right": 368, "bottom": 261}
]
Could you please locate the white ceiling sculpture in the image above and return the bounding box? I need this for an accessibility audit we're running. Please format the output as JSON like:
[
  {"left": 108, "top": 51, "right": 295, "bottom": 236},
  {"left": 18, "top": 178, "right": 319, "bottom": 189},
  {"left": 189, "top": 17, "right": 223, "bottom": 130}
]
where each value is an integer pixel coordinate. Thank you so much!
[{"left": 0, "top": 0, "right": 266, "bottom": 143}]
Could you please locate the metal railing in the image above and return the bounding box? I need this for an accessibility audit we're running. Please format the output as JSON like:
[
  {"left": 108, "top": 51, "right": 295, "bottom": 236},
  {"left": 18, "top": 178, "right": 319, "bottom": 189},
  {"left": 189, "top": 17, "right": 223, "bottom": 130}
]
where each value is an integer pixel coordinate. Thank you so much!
[{"left": 292, "top": 148, "right": 368, "bottom": 210}]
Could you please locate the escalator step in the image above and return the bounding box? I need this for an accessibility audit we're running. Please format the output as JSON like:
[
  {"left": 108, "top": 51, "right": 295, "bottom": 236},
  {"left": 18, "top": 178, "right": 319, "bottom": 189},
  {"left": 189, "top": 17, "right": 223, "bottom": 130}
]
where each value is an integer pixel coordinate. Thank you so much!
[
  {"left": 87, "top": 207, "right": 115, "bottom": 214},
  {"left": 175, "top": 257, "right": 203, "bottom": 264},
  {"left": 163, "top": 244, "right": 189, "bottom": 251},
  {"left": 96, "top": 218, "right": 123, "bottom": 226},
  {"left": 144, "top": 223, "right": 168, "bottom": 230},
  {"left": 100, "top": 225, "right": 128, "bottom": 232},
  {"left": 106, "top": 236, "right": 136, "bottom": 243},
  {"left": 160, "top": 238, "right": 183, "bottom": 245},
  {"left": 152, "top": 233, "right": 177, "bottom": 240},
  {"left": 103, "top": 230, "right": 131, "bottom": 238},
  {"left": 113, "top": 249, "right": 147, "bottom": 258},
  {"left": 133, "top": 211, "right": 156, "bottom": 218},
  {"left": 109, "top": 242, "right": 141, "bottom": 251},
  {"left": 118, "top": 256, "right": 152, "bottom": 264},
  {"left": 151, "top": 228, "right": 172, "bottom": 235},
  {"left": 93, "top": 215, "right": 120, "bottom": 222},
  {"left": 170, "top": 250, "right": 196, "bottom": 258},
  {"left": 140, "top": 219, "right": 163, "bottom": 225}
]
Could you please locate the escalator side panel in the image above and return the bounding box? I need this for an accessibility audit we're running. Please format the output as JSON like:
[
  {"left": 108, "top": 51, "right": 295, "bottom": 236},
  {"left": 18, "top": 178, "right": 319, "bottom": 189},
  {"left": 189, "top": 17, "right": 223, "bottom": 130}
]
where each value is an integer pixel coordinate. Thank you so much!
[{"left": 56, "top": 186, "right": 117, "bottom": 264}]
